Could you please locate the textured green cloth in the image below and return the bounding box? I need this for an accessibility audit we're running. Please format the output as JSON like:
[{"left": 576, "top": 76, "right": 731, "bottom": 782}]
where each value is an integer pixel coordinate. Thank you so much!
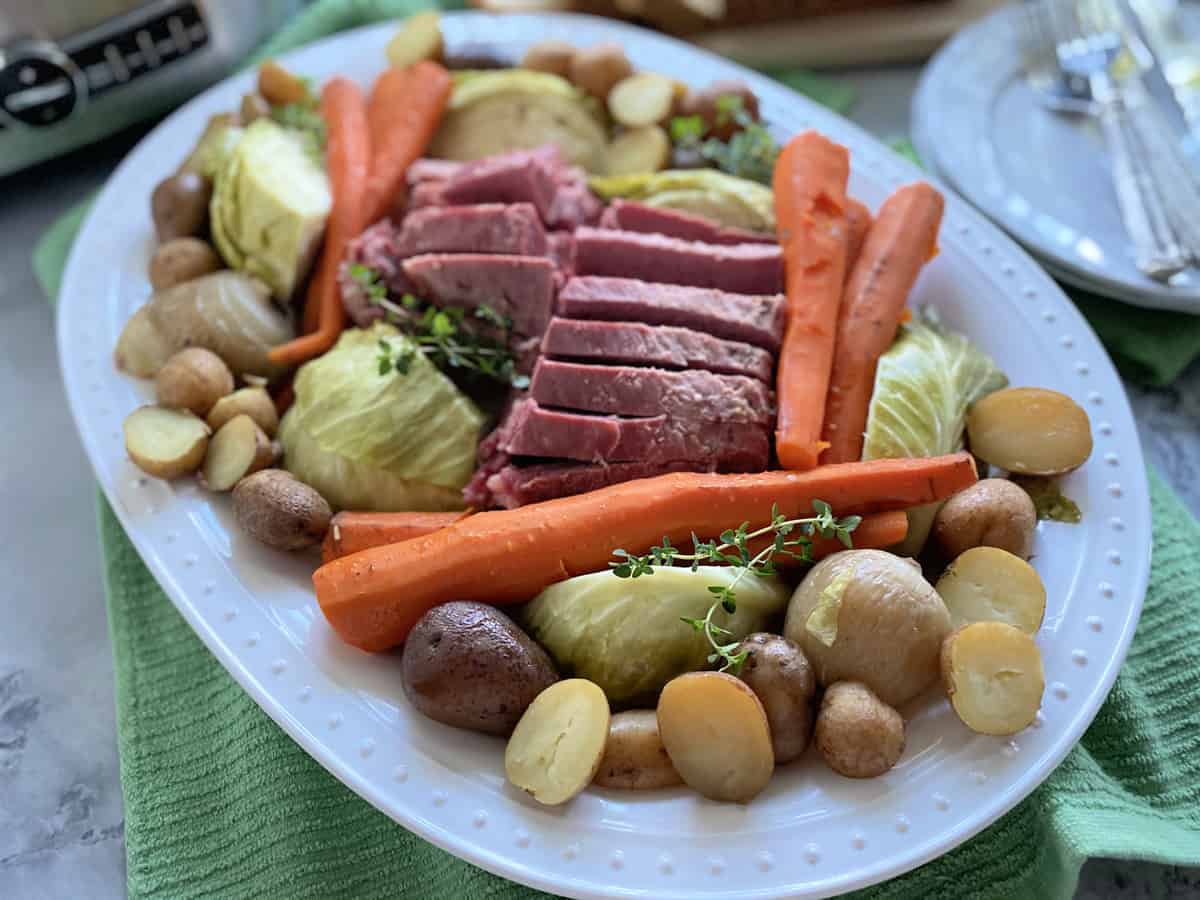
[{"left": 34, "top": 0, "right": 1200, "bottom": 896}]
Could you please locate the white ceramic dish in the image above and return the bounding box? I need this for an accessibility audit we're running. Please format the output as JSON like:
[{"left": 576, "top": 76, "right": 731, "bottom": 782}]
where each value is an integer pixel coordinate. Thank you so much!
[
  {"left": 912, "top": 4, "right": 1200, "bottom": 314},
  {"left": 58, "top": 13, "right": 1151, "bottom": 899}
]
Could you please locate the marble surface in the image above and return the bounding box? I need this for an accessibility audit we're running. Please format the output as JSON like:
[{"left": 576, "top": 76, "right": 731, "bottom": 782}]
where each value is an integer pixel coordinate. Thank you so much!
[{"left": 1, "top": 66, "right": 1197, "bottom": 900}]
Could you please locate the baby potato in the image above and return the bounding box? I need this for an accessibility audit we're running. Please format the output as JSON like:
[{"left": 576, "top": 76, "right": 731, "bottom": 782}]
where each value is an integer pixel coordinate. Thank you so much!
[
  {"left": 201, "top": 414, "right": 272, "bottom": 491},
  {"left": 593, "top": 710, "right": 682, "bottom": 790},
  {"left": 124, "top": 406, "right": 211, "bottom": 480},
  {"left": 936, "top": 546, "right": 1047, "bottom": 634},
  {"left": 207, "top": 387, "right": 279, "bottom": 436},
  {"left": 682, "top": 80, "right": 760, "bottom": 139},
  {"left": 967, "top": 387, "right": 1093, "bottom": 476},
  {"left": 521, "top": 39, "right": 576, "bottom": 78},
  {"left": 232, "top": 469, "right": 331, "bottom": 551},
  {"left": 257, "top": 59, "right": 309, "bottom": 106},
  {"left": 403, "top": 601, "right": 559, "bottom": 736},
  {"left": 505, "top": 679, "right": 609, "bottom": 805},
  {"left": 608, "top": 72, "right": 676, "bottom": 127},
  {"left": 735, "top": 633, "right": 816, "bottom": 764},
  {"left": 568, "top": 42, "right": 633, "bottom": 100},
  {"left": 148, "top": 237, "right": 223, "bottom": 292},
  {"left": 155, "top": 347, "right": 234, "bottom": 416},
  {"left": 784, "top": 550, "right": 951, "bottom": 708},
  {"left": 151, "top": 171, "right": 212, "bottom": 242},
  {"left": 606, "top": 125, "right": 671, "bottom": 175},
  {"left": 657, "top": 671, "right": 774, "bottom": 803},
  {"left": 933, "top": 478, "right": 1037, "bottom": 560},
  {"left": 815, "top": 682, "right": 905, "bottom": 778},
  {"left": 385, "top": 10, "right": 443, "bottom": 69},
  {"left": 942, "top": 622, "right": 1045, "bottom": 735}
]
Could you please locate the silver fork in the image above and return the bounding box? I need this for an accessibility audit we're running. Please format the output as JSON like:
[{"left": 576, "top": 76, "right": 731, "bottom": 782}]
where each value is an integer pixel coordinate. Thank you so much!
[{"left": 1022, "top": 0, "right": 1187, "bottom": 280}]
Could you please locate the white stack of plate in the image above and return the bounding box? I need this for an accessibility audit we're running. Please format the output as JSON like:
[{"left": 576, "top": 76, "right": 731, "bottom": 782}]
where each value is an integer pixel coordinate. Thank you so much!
[{"left": 912, "top": 3, "right": 1200, "bottom": 313}]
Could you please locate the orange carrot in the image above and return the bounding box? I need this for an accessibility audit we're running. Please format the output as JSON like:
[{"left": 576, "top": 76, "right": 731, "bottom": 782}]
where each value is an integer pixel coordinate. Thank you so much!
[
  {"left": 772, "top": 130, "right": 851, "bottom": 471},
  {"left": 270, "top": 78, "right": 370, "bottom": 367},
  {"left": 898, "top": 307, "right": 913, "bottom": 324},
  {"left": 844, "top": 198, "right": 872, "bottom": 280},
  {"left": 314, "top": 453, "right": 977, "bottom": 651},
  {"left": 364, "top": 61, "right": 452, "bottom": 224},
  {"left": 820, "top": 182, "right": 945, "bottom": 464},
  {"left": 321, "top": 510, "right": 470, "bottom": 563},
  {"left": 747, "top": 509, "right": 907, "bottom": 563}
]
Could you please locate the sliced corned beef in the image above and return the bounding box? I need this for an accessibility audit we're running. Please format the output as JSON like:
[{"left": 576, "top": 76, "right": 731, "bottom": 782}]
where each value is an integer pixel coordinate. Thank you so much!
[
  {"left": 498, "top": 399, "right": 769, "bottom": 467},
  {"left": 541, "top": 318, "right": 773, "bottom": 382},
  {"left": 547, "top": 169, "right": 602, "bottom": 230},
  {"left": 407, "top": 158, "right": 463, "bottom": 184},
  {"left": 483, "top": 460, "right": 709, "bottom": 509},
  {"left": 557, "top": 276, "right": 786, "bottom": 353},
  {"left": 339, "top": 220, "right": 415, "bottom": 326},
  {"left": 598, "top": 199, "right": 776, "bottom": 246},
  {"left": 397, "top": 203, "right": 548, "bottom": 257},
  {"left": 441, "top": 147, "right": 560, "bottom": 222},
  {"left": 402, "top": 254, "right": 556, "bottom": 339},
  {"left": 573, "top": 227, "right": 784, "bottom": 294},
  {"left": 530, "top": 359, "right": 773, "bottom": 425},
  {"left": 548, "top": 233, "right": 576, "bottom": 277},
  {"left": 407, "top": 180, "right": 447, "bottom": 211}
]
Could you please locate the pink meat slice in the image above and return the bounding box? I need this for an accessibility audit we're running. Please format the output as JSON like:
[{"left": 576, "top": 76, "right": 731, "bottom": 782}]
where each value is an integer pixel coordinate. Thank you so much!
[
  {"left": 401, "top": 254, "right": 557, "bottom": 339},
  {"left": 598, "top": 199, "right": 776, "bottom": 245},
  {"left": 396, "top": 203, "right": 548, "bottom": 257}
]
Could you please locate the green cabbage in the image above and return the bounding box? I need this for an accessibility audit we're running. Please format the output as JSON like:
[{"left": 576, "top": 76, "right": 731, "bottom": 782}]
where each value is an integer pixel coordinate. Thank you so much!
[
  {"left": 587, "top": 169, "right": 776, "bottom": 232},
  {"left": 278, "top": 324, "right": 484, "bottom": 512},
  {"left": 863, "top": 311, "right": 1007, "bottom": 555},
  {"left": 520, "top": 567, "right": 790, "bottom": 705}
]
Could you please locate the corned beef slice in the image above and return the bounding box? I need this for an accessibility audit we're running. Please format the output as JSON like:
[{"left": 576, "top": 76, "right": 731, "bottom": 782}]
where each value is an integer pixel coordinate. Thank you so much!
[
  {"left": 339, "top": 220, "right": 414, "bottom": 326},
  {"left": 499, "top": 400, "right": 769, "bottom": 467},
  {"left": 484, "top": 460, "right": 711, "bottom": 509},
  {"left": 598, "top": 199, "right": 776, "bottom": 246},
  {"left": 557, "top": 276, "right": 785, "bottom": 353},
  {"left": 402, "top": 254, "right": 556, "bottom": 339},
  {"left": 407, "top": 158, "right": 462, "bottom": 184},
  {"left": 531, "top": 359, "right": 773, "bottom": 425},
  {"left": 397, "top": 203, "right": 548, "bottom": 256},
  {"left": 548, "top": 232, "right": 576, "bottom": 277},
  {"left": 573, "top": 227, "right": 784, "bottom": 294},
  {"left": 407, "top": 179, "right": 447, "bottom": 210},
  {"left": 540, "top": 317, "right": 773, "bottom": 382}
]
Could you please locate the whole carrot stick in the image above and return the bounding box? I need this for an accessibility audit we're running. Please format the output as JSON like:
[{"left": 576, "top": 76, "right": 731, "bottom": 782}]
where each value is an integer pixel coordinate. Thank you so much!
[
  {"left": 270, "top": 78, "right": 370, "bottom": 366},
  {"left": 314, "top": 453, "right": 976, "bottom": 651},
  {"left": 772, "top": 130, "right": 851, "bottom": 471},
  {"left": 820, "top": 182, "right": 945, "bottom": 464},
  {"left": 748, "top": 509, "right": 906, "bottom": 563},
  {"left": 321, "top": 510, "right": 470, "bottom": 563},
  {"left": 364, "top": 61, "right": 452, "bottom": 224},
  {"left": 844, "top": 197, "right": 872, "bottom": 280}
]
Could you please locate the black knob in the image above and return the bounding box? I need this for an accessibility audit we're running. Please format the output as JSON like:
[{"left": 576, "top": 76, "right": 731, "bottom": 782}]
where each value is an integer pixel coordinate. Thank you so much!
[{"left": 1, "top": 52, "right": 80, "bottom": 127}]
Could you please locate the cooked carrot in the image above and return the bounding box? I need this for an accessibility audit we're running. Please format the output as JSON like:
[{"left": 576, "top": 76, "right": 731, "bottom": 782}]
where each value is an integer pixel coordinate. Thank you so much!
[
  {"left": 364, "top": 61, "right": 452, "bottom": 224},
  {"left": 321, "top": 510, "right": 470, "bottom": 563},
  {"left": 747, "top": 509, "right": 907, "bottom": 563},
  {"left": 314, "top": 453, "right": 976, "bottom": 651},
  {"left": 844, "top": 198, "right": 872, "bottom": 280},
  {"left": 270, "top": 78, "right": 371, "bottom": 366},
  {"left": 820, "top": 182, "right": 945, "bottom": 464},
  {"left": 772, "top": 130, "right": 851, "bottom": 471}
]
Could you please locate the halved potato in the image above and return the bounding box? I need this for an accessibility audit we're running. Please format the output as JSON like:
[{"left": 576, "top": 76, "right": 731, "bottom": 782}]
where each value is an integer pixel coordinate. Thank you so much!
[
  {"left": 941, "top": 622, "right": 1044, "bottom": 735},
  {"left": 606, "top": 125, "right": 671, "bottom": 175},
  {"left": 207, "top": 387, "right": 279, "bottom": 436},
  {"left": 124, "top": 406, "right": 211, "bottom": 479},
  {"left": 966, "top": 387, "right": 1092, "bottom": 476},
  {"left": 936, "top": 546, "right": 1046, "bottom": 634},
  {"left": 657, "top": 671, "right": 774, "bottom": 803},
  {"left": 202, "top": 414, "right": 272, "bottom": 491},
  {"left": 608, "top": 72, "right": 676, "bottom": 127},
  {"left": 505, "top": 679, "right": 610, "bottom": 805}
]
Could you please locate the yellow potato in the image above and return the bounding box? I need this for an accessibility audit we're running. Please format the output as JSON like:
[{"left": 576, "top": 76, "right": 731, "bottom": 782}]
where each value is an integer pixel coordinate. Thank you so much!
[
  {"left": 232, "top": 469, "right": 332, "bottom": 551},
  {"left": 521, "top": 40, "right": 576, "bottom": 78},
  {"left": 568, "top": 43, "right": 633, "bottom": 101},
  {"left": 202, "top": 414, "right": 272, "bottom": 492},
  {"left": 593, "top": 710, "right": 682, "bottom": 790},
  {"left": 155, "top": 347, "right": 234, "bottom": 417},
  {"left": 967, "top": 387, "right": 1093, "bottom": 476},
  {"left": 123, "top": 406, "right": 210, "bottom": 480},
  {"left": 505, "top": 679, "right": 610, "bottom": 805},
  {"left": 657, "top": 672, "right": 774, "bottom": 803},
  {"left": 148, "top": 237, "right": 222, "bottom": 292},
  {"left": 735, "top": 633, "right": 815, "bottom": 764},
  {"left": 815, "top": 682, "right": 904, "bottom": 778},
  {"left": 932, "top": 478, "right": 1037, "bottom": 560},
  {"left": 385, "top": 11, "right": 444, "bottom": 68},
  {"left": 941, "top": 622, "right": 1044, "bottom": 735},
  {"left": 606, "top": 125, "right": 671, "bottom": 175},
  {"left": 936, "top": 546, "right": 1046, "bottom": 634},
  {"left": 608, "top": 72, "right": 676, "bottom": 127},
  {"left": 207, "top": 387, "right": 279, "bottom": 436}
]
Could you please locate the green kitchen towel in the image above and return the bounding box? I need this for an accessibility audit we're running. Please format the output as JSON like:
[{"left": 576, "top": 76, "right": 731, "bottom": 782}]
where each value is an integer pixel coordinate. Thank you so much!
[{"left": 33, "top": 0, "right": 1200, "bottom": 897}]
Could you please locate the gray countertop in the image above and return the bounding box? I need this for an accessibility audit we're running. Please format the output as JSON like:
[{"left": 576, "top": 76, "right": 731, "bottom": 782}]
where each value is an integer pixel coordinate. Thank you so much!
[{"left": 1, "top": 66, "right": 1197, "bottom": 900}]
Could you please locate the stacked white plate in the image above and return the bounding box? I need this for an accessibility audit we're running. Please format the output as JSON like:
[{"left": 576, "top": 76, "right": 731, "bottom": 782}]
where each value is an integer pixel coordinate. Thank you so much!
[{"left": 913, "top": 3, "right": 1200, "bottom": 313}]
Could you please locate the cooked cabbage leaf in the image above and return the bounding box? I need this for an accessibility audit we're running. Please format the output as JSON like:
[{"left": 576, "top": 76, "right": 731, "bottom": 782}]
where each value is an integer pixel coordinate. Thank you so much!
[
  {"left": 587, "top": 169, "right": 775, "bottom": 232},
  {"left": 863, "top": 311, "right": 1007, "bottom": 554},
  {"left": 278, "top": 323, "right": 484, "bottom": 511},
  {"left": 520, "top": 566, "right": 789, "bottom": 705}
]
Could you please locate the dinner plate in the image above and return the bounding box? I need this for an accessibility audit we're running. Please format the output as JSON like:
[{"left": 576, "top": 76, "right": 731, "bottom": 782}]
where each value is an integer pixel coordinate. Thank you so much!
[
  {"left": 912, "top": 4, "right": 1200, "bottom": 314},
  {"left": 57, "top": 13, "right": 1151, "bottom": 899}
]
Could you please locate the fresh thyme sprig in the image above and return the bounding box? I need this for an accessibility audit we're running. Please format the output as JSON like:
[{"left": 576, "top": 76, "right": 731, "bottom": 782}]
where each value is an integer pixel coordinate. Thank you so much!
[
  {"left": 610, "top": 501, "right": 860, "bottom": 672},
  {"left": 668, "top": 94, "right": 779, "bottom": 185},
  {"left": 270, "top": 77, "right": 326, "bottom": 164},
  {"left": 350, "top": 264, "right": 529, "bottom": 388}
]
